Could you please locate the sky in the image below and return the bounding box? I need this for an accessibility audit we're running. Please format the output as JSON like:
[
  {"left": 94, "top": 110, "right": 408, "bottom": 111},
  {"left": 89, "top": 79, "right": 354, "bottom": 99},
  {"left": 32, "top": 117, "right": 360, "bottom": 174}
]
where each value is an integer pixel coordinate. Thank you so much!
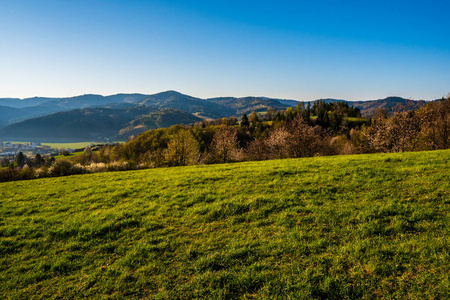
[{"left": 0, "top": 0, "right": 449, "bottom": 101}]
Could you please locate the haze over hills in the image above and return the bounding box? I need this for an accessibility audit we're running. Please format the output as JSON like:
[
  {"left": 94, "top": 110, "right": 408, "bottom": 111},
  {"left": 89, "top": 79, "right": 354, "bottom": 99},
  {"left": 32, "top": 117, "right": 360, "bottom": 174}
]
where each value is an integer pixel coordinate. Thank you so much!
[{"left": 0, "top": 90, "right": 433, "bottom": 142}]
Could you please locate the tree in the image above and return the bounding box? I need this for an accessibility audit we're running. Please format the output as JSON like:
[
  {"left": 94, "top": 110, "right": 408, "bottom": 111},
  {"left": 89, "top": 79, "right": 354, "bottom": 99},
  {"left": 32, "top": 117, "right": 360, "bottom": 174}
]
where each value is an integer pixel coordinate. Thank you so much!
[
  {"left": 34, "top": 153, "right": 44, "bottom": 167},
  {"left": 221, "top": 117, "right": 228, "bottom": 125},
  {"left": 419, "top": 97, "right": 450, "bottom": 150},
  {"left": 266, "top": 128, "right": 291, "bottom": 159},
  {"left": 165, "top": 129, "right": 200, "bottom": 166},
  {"left": 285, "top": 107, "right": 295, "bottom": 121},
  {"left": 227, "top": 116, "right": 238, "bottom": 126},
  {"left": 368, "top": 110, "right": 421, "bottom": 152},
  {"left": 61, "top": 149, "right": 71, "bottom": 156},
  {"left": 210, "top": 126, "right": 239, "bottom": 163},
  {"left": 16, "top": 152, "right": 25, "bottom": 168},
  {"left": 0, "top": 158, "right": 10, "bottom": 168},
  {"left": 48, "top": 160, "right": 74, "bottom": 176},
  {"left": 265, "top": 107, "right": 277, "bottom": 121},
  {"left": 286, "top": 117, "right": 329, "bottom": 157},
  {"left": 241, "top": 114, "right": 250, "bottom": 127},
  {"left": 249, "top": 111, "right": 260, "bottom": 127}
]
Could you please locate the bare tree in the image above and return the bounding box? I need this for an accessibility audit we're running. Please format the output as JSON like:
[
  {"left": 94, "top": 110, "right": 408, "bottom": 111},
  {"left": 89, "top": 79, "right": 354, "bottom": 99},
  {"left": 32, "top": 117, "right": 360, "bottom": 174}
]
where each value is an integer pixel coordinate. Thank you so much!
[
  {"left": 418, "top": 97, "right": 450, "bottom": 150},
  {"left": 210, "top": 126, "right": 240, "bottom": 163},
  {"left": 266, "top": 128, "right": 291, "bottom": 159},
  {"left": 369, "top": 110, "right": 421, "bottom": 152},
  {"left": 286, "top": 118, "right": 328, "bottom": 157}
]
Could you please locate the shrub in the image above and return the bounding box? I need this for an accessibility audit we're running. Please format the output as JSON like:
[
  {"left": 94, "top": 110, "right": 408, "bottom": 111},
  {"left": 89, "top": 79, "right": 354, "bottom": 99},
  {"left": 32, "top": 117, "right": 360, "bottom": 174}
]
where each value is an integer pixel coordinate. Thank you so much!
[
  {"left": 19, "top": 165, "right": 35, "bottom": 180},
  {"left": 61, "top": 149, "right": 71, "bottom": 156},
  {"left": 0, "top": 168, "right": 20, "bottom": 182},
  {"left": 48, "top": 160, "right": 75, "bottom": 177}
]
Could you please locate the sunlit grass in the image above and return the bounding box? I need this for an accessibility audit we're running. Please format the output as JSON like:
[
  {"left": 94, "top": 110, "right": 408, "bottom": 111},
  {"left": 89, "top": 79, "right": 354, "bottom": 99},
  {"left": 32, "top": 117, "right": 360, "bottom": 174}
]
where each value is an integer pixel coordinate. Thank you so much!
[{"left": 0, "top": 150, "right": 449, "bottom": 298}]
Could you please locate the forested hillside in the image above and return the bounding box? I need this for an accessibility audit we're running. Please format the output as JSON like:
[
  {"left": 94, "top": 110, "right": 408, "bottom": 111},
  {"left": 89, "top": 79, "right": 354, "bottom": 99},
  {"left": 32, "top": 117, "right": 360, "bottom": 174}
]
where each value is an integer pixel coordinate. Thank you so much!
[{"left": 0, "top": 90, "right": 433, "bottom": 141}]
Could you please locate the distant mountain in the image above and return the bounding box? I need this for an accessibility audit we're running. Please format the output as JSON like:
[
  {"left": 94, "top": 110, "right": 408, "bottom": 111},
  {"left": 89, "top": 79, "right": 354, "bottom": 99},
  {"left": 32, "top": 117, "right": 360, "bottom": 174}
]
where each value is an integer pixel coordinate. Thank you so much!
[
  {"left": 278, "top": 96, "right": 430, "bottom": 116},
  {"left": 0, "top": 97, "right": 57, "bottom": 108},
  {"left": 0, "top": 94, "right": 155, "bottom": 124},
  {"left": 0, "top": 91, "right": 435, "bottom": 141},
  {"left": 0, "top": 106, "right": 202, "bottom": 142},
  {"left": 206, "top": 96, "right": 288, "bottom": 115},
  {"left": 118, "top": 108, "right": 202, "bottom": 137},
  {"left": 0, "top": 106, "right": 153, "bottom": 142},
  {"left": 272, "top": 99, "right": 301, "bottom": 107},
  {"left": 350, "top": 97, "right": 428, "bottom": 116},
  {"left": 135, "top": 91, "right": 236, "bottom": 119},
  {"left": 0, "top": 106, "right": 29, "bottom": 128}
]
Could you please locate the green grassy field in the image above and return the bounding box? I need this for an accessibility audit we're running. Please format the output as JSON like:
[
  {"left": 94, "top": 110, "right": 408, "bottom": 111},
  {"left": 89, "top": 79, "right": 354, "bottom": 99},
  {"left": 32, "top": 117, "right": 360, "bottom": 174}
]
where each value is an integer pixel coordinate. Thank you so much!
[
  {"left": 42, "top": 142, "right": 94, "bottom": 150},
  {"left": 0, "top": 150, "right": 449, "bottom": 299},
  {"left": 53, "top": 151, "right": 86, "bottom": 161}
]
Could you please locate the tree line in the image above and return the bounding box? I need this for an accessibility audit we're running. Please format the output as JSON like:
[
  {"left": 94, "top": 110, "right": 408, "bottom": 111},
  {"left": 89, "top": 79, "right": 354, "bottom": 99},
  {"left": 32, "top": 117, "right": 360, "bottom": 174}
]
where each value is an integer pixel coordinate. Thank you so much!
[{"left": 1, "top": 97, "right": 449, "bottom": 182}]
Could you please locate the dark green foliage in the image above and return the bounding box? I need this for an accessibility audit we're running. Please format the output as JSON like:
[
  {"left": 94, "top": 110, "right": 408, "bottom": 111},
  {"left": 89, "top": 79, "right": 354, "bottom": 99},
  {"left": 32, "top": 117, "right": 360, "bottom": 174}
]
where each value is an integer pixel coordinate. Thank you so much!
[
  {"left": 16, "top": 152, "right": 25, "bottom": 168},
  {"left": 240, "top": 113, "right": 250, "bottom": 127}
]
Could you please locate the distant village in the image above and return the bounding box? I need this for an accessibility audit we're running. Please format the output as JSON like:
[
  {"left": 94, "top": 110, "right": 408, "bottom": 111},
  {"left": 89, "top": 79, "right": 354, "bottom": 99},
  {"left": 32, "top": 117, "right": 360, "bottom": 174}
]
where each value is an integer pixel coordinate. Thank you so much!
[
  {"left": 0, "top": 141, "right": 62, "bottom": 158},
  {"left": 0, "top": 139, "right": 112, "bottom": 160}
]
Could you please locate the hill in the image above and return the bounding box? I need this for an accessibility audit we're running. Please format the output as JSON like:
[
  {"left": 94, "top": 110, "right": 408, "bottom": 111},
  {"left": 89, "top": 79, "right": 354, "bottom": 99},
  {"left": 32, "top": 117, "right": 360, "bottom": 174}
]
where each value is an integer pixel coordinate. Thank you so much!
[
  {"left": 118, "top": 108, "right": 202, "bottom": 137},
  {"left": 0, "top": 150, "right": 448, "bottom": 298},
  {"left": 279, "top": 96, "right": 430, "bottom": 116},
  {"left": 206, "top": 96, "right": 288, "bottom": 115},
  {"left": 351, "top": 96, "right": 428, "bottom": 116},
  {"left": 0, "top": 92, "right": 434, "bottom": 141},
  {"left": 135, "top": 91, "right": 236, "bottom": 119},
  {"left": 0, "top": 106, "right": 29, "bottom": 128},
  {"left": 0, "top": 106, "right": 204, "bottom": 142},
  {"left": 0, "top": 106, "right": 150, "bottom": 142}
]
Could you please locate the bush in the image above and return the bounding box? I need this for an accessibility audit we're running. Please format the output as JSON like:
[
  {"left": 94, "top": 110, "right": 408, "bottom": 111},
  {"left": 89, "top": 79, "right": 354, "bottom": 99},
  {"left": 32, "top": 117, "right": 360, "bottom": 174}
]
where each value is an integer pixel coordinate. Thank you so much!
[
  {"left": 0, "top": 168, "right": 20, "bottom": 182},
  {"left": 48, "top": 160, "right": 75, "bottom": 177},
  {"left": 35, "top": 166, "right": 49, "bottom": 178},
  {"left": 19, "top": 165, "right": 35, "bottom": 180},
  {"left": 61, "top": 150, "right": 71, "bottom": 156}
]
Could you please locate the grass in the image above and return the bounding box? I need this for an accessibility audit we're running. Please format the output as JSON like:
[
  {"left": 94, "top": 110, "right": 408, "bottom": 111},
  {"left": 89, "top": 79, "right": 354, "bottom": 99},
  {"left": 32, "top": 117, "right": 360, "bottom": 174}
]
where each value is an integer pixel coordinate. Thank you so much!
[
  {"left": 53, "top": 151, "right": 87, "bottom": 161},
  {"left": 42, "top": 142, "right": 125, "bottom": 149},
  {"left": 344, "top": 117, "right": 367, "bottom": 122},
  {"left": 41, "top": 142, "right": 94, "bottom": 150},
  {"left": 0, "top": 150, "right": 449, "bottom": 299}
]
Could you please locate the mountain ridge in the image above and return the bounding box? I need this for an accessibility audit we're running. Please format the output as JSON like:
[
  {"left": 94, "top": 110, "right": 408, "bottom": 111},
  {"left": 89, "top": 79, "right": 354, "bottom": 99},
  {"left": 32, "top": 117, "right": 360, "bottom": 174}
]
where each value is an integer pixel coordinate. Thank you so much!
[{"left": 0, "top": 91, "right": 434, "bottom": 142}]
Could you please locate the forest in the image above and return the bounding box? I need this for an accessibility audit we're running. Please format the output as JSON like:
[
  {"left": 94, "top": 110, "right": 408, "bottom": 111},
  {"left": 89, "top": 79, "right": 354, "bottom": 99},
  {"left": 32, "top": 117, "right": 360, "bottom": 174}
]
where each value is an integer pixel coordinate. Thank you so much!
[{"left": 1, "top": 96, "right": 449, "bottom": 182}]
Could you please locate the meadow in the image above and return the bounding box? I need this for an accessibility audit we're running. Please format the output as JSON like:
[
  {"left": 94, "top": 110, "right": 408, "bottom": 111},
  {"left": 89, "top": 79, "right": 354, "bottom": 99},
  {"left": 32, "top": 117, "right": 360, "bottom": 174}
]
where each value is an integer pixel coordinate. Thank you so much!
[
  {"left": 0, "top": 150, "right": 449, "bottom": 299},
  {"left": 41, "top": 142, "right": 94, "bottom": 150}
]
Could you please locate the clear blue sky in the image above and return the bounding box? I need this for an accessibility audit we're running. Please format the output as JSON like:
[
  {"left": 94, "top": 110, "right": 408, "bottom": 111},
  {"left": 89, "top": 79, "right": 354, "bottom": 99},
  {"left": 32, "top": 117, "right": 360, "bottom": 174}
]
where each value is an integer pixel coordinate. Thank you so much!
[{"left": 0, "top": 0, "right": 449, "bottom": 101}]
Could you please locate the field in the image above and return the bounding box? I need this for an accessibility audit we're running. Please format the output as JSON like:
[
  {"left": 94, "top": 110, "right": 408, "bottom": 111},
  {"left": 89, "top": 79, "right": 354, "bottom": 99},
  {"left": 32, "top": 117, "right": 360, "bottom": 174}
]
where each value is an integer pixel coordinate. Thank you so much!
[
  {"left": 41, "top": 142, "right": 94, "bottom": 150},
  {"left": 53, "top": 151, "right": 87, "bottom": 161},
  {"left": 0, "top": 150, "right": 449, "bottom": 299}
]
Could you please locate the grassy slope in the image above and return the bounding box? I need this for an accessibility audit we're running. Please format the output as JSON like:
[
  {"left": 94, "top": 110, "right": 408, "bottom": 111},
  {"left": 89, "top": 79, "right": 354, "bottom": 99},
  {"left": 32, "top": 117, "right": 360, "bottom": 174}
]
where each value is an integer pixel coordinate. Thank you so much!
[{"left": 0, "top": 150, "right": 449, "bottom": 299}]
